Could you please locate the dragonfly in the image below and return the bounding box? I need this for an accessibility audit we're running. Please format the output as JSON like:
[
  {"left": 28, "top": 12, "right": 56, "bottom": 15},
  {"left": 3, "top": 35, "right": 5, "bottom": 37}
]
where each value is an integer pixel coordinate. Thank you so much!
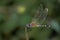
[
  {"left": 26, "top": 4, "right": 49, "bottom": 28},
  {"left": 25, "top": 4, "right": 50, "bottom": 40}
]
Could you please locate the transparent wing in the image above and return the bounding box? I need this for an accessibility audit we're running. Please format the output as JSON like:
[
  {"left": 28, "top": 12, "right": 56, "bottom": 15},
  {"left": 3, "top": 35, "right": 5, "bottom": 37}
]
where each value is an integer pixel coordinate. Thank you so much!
[
  {"left": 26, "top": 4, "right": 48, "bottom": 27},
  {"left": 34, "top": 4, "right": 48, "bottom": 24}
]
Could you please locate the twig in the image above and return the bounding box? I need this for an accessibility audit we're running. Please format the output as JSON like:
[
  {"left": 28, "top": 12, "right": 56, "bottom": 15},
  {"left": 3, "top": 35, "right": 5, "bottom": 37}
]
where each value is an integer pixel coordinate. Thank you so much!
[{"left": 25, "top": 27, "right": 29, "bottom": 40}]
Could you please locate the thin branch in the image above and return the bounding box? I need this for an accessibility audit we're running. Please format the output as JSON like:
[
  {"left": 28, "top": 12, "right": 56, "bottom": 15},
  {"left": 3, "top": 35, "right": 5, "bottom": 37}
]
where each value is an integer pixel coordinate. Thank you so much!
[{"left": 25, "top": 27, "right": 29, "bottom": 40}]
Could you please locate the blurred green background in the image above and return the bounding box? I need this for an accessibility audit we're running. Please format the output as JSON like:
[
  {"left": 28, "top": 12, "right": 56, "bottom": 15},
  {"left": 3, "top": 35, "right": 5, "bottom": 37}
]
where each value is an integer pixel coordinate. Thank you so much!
[{"left": 0, "top": 0, "right": 60, "bottom": 40}]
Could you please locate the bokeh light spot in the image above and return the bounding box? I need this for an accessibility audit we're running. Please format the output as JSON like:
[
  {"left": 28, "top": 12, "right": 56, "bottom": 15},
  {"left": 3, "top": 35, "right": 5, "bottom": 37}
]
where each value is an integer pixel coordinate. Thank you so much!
[{"left": 17, "top": 5, "right": 26, "bottom": 14}]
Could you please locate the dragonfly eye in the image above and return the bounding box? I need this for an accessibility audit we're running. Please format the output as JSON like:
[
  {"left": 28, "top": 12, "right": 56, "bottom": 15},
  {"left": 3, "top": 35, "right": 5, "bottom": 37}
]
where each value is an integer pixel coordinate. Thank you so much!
[{"left": 26, "top": 24, "right": 31, "bottom": 27}]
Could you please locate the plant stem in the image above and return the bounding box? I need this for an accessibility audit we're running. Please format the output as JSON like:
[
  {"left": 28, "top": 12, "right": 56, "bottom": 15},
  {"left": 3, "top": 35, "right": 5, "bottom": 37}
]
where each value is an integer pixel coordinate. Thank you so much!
[{"left": 25, "top": 27, "right": 29, "bottom": 40}]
